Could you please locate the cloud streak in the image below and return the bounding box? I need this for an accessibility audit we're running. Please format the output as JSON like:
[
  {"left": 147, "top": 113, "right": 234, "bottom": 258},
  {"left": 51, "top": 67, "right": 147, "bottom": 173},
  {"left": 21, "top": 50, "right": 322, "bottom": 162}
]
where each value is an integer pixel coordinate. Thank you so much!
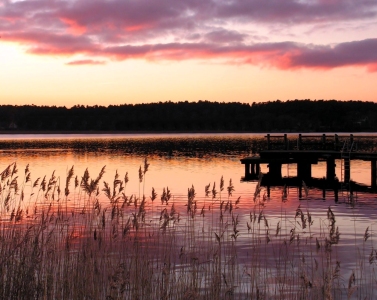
[
  {"left": 66, "top": 59, "right": 105, "bottom": 66},
  {"left": 1, "top": 0, "right": 377, "bottom": 71},
  {"left": 100, "top": 39, "right": 377, "bottom": 71}
]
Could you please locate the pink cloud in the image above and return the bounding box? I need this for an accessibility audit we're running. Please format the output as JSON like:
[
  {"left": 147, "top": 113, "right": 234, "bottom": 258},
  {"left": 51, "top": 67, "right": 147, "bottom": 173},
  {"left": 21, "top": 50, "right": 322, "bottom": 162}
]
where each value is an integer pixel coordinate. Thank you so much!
[
  {"left": 368, "top": 63, "right": 377, "bottom": 72},
  {"left": 101, "top": 39, "right": 377, "bottom": 72},
  {"left": 1, "top": 0, "right": 377, "bottom": 71},
  {"left": 66, "top": 59, "right": 106, "bottom": 66},
  {"left": 59, "top": 17, "right": 87, "bottom": 35},
  {"left": 2, "top": 30, "right": 98, "bottom": 56}
]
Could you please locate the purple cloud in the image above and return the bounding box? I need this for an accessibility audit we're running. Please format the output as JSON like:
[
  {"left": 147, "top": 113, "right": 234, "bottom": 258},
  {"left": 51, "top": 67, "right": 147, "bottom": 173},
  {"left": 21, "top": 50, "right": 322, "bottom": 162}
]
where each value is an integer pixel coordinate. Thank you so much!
[
  {"left": 204, "top": 29, "right": 247, "bottom": 44},
  {"left": 101, "top": 39, "right": 377, "bottom": 72},
  {"left": 214, "top": 0, "right": 377, "bottom": 24},
  {"left": 1, "top": 0, "right": 377, "bottom": 71},
  {"left": 288, "top": 38, "right": 377, "bottom": 69}
]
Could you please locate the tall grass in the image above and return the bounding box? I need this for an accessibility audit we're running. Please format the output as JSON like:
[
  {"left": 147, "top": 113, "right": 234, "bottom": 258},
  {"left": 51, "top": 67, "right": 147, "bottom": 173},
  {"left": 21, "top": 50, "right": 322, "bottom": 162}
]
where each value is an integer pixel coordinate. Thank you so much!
[{"left": 0, "top": 161, "right": 376, "bottom": 299}]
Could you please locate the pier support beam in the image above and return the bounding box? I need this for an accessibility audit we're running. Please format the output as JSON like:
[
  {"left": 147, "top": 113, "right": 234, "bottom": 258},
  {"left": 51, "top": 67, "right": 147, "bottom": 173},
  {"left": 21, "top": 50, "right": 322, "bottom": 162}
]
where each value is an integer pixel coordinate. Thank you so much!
[
  {"left": 284, "top": 134, "right": 289, "bottom": 150},
  {"left": 267, "top": 163, "right": 282, "bottom": 181},
  {"left": 371, "top": 160, "right": 377, "bottom": 188},
  {"left": 297, "top": 161, "right": 312, "bottom": 183},
  {"left": 244, "top": 163, "right": 250, "bottom": 179},
  {"left": 267, "top": 134, "right": 271, "bottom": 150},
  {"left": 334, "top": 134, "right": 339, "bottom": 151},
  {"left": 322, "top": 134, "right": 326, "bottom": 150},
  {"left": 297, "top": 134, "right": 302, "bottom": 150},
  {"left": 326, "top": 157, "right": 336, "bottom": 181}
]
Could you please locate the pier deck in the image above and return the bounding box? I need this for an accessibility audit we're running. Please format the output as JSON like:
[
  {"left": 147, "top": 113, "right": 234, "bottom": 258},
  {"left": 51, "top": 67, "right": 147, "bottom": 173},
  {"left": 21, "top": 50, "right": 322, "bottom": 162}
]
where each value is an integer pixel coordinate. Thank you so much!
[{"left": 241, "top": 134, "right": 377, "bottom": 189}]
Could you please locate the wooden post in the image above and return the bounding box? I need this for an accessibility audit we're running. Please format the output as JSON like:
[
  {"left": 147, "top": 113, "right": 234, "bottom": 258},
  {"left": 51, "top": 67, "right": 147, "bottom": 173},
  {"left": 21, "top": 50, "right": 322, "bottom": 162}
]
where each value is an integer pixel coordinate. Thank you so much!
[
  {"left": 298, "top": 134, "right": 302, "bottom": 150},
  {"left": 284, "top": 134, "right": 288, "bottom": 150},
  {"left": 326, "top": 157, "right": 336, "bottom": 181},
  {"left": 334, "top": 134, "right": 339, "bottom": 151},
  {"left": 350, "top": 134, "right": 354, "bottom": 146},
  {"left": 371, "top": 160, "right": 376, "bottom": 188},
  {"left": 245, "top": 163, "right": 250, "bottom": 178},
  {"left": 268, "top": 163, "right": 282, "bottom": 181},
  {"left": 297, "top": 161, "right": 312, "bottom": 182}
]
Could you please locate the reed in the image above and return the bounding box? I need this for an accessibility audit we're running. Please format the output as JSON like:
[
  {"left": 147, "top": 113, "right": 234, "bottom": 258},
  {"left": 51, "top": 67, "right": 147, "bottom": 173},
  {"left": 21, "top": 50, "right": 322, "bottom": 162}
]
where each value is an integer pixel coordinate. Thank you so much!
[{"left": 0, "top": 161, "right": 376, "bottom": 299}]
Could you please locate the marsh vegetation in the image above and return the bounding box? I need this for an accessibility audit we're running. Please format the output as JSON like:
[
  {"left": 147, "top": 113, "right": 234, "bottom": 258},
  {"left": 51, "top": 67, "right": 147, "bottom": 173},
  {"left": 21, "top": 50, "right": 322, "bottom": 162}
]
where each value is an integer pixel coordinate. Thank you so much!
[{"left": 0, "top": 159, "right": 376, "bottom": 299}]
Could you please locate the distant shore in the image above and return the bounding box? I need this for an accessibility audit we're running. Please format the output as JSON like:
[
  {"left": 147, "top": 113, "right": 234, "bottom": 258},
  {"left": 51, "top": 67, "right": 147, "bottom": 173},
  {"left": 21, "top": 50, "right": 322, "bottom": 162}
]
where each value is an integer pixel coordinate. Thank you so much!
[
  {"left": 0, "top": 130, "right": 375, "bottom": 135},
  {"left": 0, "top": 130, "right": 273, "bottom": 135},
  {"left": 1, "top": 100, "right": 377, "bottom": 133}
]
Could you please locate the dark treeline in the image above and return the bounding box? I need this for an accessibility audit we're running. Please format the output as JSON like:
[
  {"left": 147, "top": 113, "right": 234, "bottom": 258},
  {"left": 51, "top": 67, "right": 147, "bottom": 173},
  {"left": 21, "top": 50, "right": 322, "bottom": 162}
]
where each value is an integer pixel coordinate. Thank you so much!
[{"left": 0, "top": 99, "right": 376, "bottom": 132}]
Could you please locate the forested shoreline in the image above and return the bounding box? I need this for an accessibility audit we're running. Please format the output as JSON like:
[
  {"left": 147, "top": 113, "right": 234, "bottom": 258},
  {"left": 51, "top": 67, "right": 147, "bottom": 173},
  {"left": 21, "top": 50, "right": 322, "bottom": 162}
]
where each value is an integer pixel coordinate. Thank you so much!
[{"left": 0, "top": 99, "right": 376, "bottom": 132}]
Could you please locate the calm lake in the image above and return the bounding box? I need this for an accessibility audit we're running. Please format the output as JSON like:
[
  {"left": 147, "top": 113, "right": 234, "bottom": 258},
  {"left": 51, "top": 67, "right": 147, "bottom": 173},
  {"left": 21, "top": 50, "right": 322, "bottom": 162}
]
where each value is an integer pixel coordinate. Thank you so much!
[
  {"left": 0, "top": 133, "right": 375, "bottom": 200},
  {"left": 1, "top": 133, "right": 377, "bottom": 298}
]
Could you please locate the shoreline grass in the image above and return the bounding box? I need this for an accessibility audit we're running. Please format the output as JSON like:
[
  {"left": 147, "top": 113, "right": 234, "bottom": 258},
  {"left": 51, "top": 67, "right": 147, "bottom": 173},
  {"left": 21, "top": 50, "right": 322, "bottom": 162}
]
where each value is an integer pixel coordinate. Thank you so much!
[{"left": 0, "top": 161, "right": 376, "bottom": 299}]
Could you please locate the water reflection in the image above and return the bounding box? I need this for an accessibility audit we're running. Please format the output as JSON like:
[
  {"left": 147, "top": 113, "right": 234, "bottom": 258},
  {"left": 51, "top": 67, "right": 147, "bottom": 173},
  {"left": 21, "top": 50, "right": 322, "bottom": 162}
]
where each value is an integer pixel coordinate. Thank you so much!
[{"left": 1, "top": 133, "right": 377, "bottom": 211}]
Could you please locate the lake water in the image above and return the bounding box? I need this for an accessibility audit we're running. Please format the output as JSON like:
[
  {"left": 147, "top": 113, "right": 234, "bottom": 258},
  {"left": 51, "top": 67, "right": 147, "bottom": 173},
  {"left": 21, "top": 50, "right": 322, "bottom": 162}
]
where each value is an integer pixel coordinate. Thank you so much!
[
  {"left": 1, "top": 132, "right": 375, "bottom": 195},
  {"left": 1, "top": 133, "right": 377, "bottom": 298}
]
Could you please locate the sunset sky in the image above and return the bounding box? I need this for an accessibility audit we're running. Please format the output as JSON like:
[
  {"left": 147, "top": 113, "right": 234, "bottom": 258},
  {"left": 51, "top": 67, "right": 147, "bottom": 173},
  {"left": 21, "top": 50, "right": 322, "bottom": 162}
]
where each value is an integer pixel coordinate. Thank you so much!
[{"left": 1, "top": 0, "right": 377, "bottom": 107}]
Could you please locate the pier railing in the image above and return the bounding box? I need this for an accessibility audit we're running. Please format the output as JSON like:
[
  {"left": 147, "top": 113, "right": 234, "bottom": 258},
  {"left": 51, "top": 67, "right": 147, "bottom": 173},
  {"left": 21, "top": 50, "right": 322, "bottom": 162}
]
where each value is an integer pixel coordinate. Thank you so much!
[{"left": 265, "top": 134, "right": 377, "bottom": 152}]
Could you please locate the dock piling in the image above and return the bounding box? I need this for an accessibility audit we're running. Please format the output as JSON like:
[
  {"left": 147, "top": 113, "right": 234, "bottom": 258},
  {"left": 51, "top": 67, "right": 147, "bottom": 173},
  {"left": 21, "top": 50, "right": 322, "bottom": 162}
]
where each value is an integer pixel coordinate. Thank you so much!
[
  {"left": 284, "top": 134, "right": 288, "bottom": 150},
  {"left": 297, "top": 161, "right": 312, "bottom": 182},
  {"left": 268, "top": 163, "right": 282, "bottom": 181},
  {"left": 326, "top": 157, "right": 336, "bottom": 181},
  {"left": 244, "top": 163, "right": 250, "bottom": 179},
  {"left": 298, "top": 134, "right": 302, "bottom": 150},
  {"left": 334, "top": 134, "right": 339, "bottom": 150}
]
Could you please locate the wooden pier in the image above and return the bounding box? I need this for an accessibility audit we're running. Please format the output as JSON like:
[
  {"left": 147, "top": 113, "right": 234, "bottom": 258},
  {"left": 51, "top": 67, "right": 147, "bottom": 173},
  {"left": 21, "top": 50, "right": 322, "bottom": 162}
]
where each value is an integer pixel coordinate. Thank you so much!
[{"left": 241, "top": 134, "right": 377, "bottom": 189}]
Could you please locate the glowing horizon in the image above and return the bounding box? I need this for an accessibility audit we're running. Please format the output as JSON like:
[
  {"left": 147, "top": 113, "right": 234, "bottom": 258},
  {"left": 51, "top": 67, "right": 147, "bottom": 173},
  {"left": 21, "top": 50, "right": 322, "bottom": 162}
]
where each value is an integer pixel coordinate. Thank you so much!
[{"left": 1, "top": 0, "right": 377, "bottom": 107}]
